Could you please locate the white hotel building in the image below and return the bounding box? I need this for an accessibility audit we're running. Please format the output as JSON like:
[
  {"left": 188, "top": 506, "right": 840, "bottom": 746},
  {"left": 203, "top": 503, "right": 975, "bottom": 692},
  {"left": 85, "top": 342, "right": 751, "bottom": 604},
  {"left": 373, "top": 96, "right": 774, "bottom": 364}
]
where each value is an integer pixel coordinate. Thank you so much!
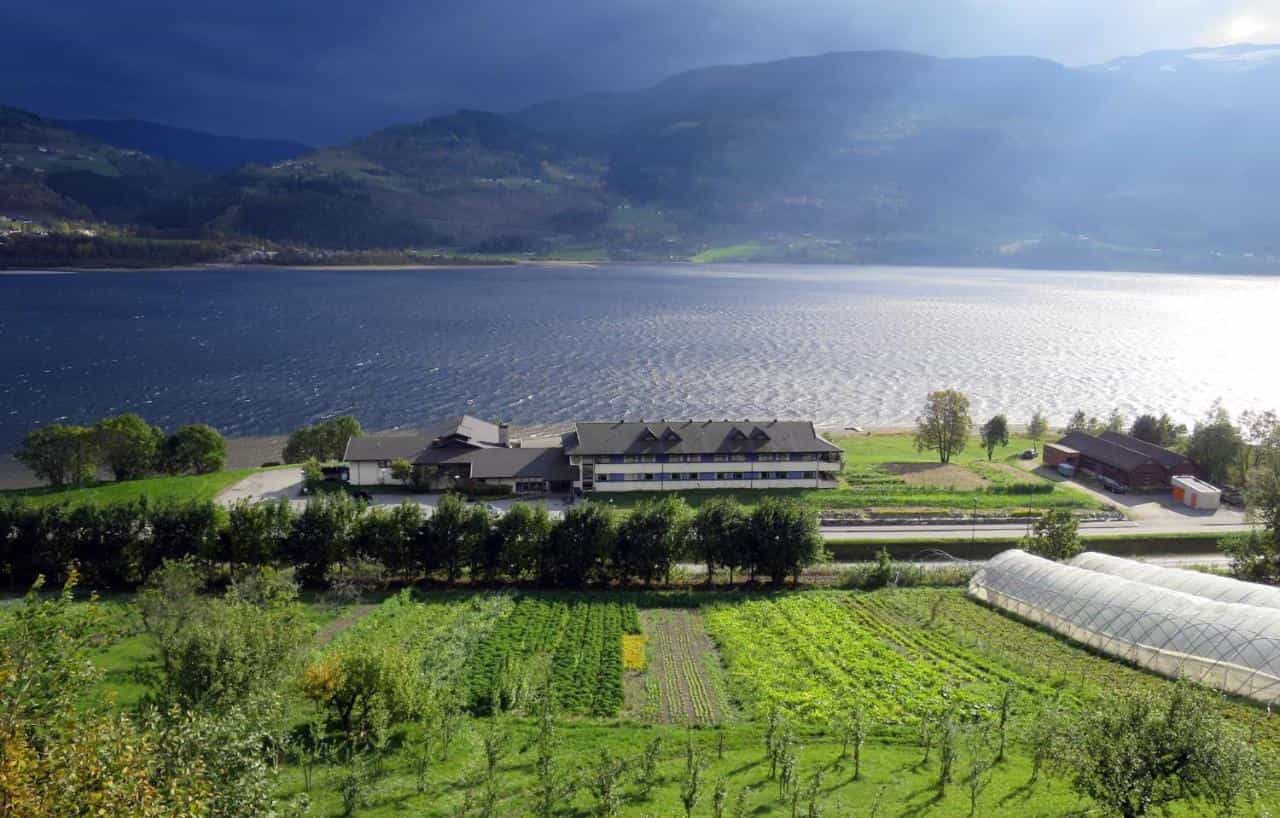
[{"left": 563, "top": 419, "right": 843, "bottom": 493}]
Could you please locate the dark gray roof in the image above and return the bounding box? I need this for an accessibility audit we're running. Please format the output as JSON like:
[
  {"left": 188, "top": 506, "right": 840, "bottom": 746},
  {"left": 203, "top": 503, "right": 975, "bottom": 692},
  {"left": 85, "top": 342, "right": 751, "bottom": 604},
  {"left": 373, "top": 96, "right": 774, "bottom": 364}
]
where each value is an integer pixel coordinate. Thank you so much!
[
  {"left": 565, "top": 419, "right": 841, "bottom": 456},
  {"left": 468, "top": 447, "right": 575, "bottom": 481},
  {"left": 343, "top": 414, "right": 502, "bottom": 462},
  {"left": 1099, "top": 432, "right": 1190, "bottom": 471},
  {"left": 1056, "top": 431, "right": 1158, "bottom": 472}
]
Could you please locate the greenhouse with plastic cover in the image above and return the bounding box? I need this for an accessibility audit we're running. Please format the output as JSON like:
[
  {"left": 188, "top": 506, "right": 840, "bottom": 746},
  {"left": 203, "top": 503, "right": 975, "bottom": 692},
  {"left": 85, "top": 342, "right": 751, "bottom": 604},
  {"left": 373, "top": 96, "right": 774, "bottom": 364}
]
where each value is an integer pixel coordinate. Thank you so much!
[{"left": 968, "top": 549, "right": 1280, "bottom": 705}]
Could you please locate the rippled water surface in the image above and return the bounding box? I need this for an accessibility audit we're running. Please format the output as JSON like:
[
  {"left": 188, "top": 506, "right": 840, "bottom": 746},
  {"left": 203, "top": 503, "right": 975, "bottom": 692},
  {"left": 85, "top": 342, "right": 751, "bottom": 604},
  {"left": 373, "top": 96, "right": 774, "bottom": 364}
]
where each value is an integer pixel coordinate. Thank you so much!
[{"left": 2, "top": 263, "right": 1277, "bottom": 449}]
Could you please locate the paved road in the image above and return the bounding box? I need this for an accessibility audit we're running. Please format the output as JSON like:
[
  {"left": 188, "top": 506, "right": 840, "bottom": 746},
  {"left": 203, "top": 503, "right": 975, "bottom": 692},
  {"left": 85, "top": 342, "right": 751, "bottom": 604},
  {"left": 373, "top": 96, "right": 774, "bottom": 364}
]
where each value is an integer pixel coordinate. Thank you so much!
[
  {"left": 822, "top": 519, "right": 1257, "bottom": 541},
  {"left": 218, "top": 470, "right": 1256, "bottom": 542}
]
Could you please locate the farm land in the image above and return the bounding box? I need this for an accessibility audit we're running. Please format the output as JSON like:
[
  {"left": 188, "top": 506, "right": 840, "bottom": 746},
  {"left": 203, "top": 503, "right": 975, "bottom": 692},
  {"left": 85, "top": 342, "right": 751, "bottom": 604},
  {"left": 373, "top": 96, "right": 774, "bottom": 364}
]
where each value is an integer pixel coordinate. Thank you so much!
[{"left": 65, "top": 586, "right": 1280, "bottom": 817}]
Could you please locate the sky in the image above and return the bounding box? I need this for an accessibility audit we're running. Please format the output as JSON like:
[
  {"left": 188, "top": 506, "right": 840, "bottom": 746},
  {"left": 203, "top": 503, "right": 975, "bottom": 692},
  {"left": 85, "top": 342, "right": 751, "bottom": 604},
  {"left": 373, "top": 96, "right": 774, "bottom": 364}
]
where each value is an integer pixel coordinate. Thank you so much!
[{"left": 1, "top": 0, "right": 1277, "bottom": 145}]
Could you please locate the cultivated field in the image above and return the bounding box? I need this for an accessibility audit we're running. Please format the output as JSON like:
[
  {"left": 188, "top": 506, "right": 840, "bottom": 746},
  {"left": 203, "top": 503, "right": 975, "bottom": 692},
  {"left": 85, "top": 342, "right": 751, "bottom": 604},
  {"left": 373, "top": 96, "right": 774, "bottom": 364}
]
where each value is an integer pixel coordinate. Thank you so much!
[{"left": 69, "top": 586, "right": 1280, "bottom": 816}]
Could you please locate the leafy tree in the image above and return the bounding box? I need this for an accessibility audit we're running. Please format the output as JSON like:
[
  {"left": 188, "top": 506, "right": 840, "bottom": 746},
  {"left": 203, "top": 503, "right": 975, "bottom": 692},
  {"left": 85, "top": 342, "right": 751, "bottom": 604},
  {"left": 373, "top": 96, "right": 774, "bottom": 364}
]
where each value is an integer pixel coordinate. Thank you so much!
[
  {"left": 1046, "top": 685, "right": 1261, "bottom": 818},
  {"left": 586, "top": 749, "right": 626, "bottom": 818},
  {"left": 979, "top": 414, "right": 1009, "bottom": 461},
  {"left": 493, "top": 502, "right": 554, "bottom": 580},
  {"left": 748, "top": 497, "right": 824, "bottom": 586},
  {"left": 428, "top": 493, "right": 470, "bottom": 582},
  {"left": 15, "top": 423, "right": 98, "bottom": 486},
  {"left": 1103, "top": 409, "right": 1126, "bottom": 434},
  {"left": 0, "top": 573, "right": 218, "bottom": 816},
  {"left": 614, "top": 496, "right": 691, "bottom": 585},
  {"left": 1065, "top": 410, "right": 1087, "bottom": 432},
  {"left": 691, "top": 496, "right": 747, "bottom": 586},
  {"left": 544, "top": 503, "right": 615, "bottom": 587},
  {"left": 1027, "top": 410, "right": 1048, "bottom": 446},
  {"left": 93, "top": 413, "right": 164, "bottom": 480},
  {"left": 390, "top": 457, "right": 414, "bottom": 485},
  {"left": 1128, "top": 413, "right": 1184, "bottom": 446},
  {"left": 283, "top": 415, "right": 364, "bottom": 463},
  {"left": 160, "top": 424, "right": 227, "bottom": 474},
  {"left": 355, "top": 502, "right": 423, "bottom": 577},
  {"left": 914, "top": 389, "right": 972, "bottom": 464},
  {"left": 1186, "top": 402, "right": 1242, "bottom": 485},
  {"left": 1022, "top": 508, "right": 1081, "bottom": 561},
  {"left": 1237, "top": 409, "right": 1280, "bottom": 481},
  {"left": 140, "top": 563, "right": 311, "bottom": 711},
  {"left": 286, "top": 493, "right": 362, "bottom": 584},
  {"left": 303, "top": 640, "right": 424, "bottom": 738},
  {"left": 146, "top": 500, "right": 224, "bottom": 574},
  {"left": 220, "top": 498, "right": 294, "bottom": 570}
]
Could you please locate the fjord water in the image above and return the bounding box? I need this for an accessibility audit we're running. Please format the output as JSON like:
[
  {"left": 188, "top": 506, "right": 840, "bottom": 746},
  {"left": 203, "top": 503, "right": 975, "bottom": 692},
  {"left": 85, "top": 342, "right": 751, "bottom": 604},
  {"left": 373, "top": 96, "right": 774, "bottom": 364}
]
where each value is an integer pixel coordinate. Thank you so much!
[{"left": 2, "top": 263, "right": 1277, "bottom": 451}]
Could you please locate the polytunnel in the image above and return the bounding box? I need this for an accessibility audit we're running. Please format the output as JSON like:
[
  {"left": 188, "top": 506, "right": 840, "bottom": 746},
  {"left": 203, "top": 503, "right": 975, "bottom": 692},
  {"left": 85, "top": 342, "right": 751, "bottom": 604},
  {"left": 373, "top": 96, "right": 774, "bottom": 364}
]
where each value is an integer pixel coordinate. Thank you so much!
[
  {"left": 1070, "top": 551, "right": 1280, "bottom": 611},
  {"left": 968, "top": 549, "right": 1280, "bottom": 704}
]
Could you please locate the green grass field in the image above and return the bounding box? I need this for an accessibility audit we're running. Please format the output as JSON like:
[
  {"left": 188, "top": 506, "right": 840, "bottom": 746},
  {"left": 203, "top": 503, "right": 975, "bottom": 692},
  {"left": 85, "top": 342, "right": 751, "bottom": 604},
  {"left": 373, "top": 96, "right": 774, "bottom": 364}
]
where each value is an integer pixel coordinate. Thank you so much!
[
  {"left": 77, "top": 588, "right": 1279, "bottom": 817},
  {"left": 0, "top": 468, "right": 260, "bottom": 508}
]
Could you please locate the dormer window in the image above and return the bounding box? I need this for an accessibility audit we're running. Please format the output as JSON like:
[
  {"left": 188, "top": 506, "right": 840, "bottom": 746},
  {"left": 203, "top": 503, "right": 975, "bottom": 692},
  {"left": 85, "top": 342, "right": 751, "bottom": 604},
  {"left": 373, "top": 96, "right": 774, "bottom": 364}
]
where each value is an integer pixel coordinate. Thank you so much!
[
  {"left": 662, "top": 428, "right": 682, "bottom": 443},
  {"left": 641, "top": 426, "right": 660, "bottom": 442},
  {"left": 728, "top": 428, "right": 747, "bottom": 442},
  {"left": 750, "top": 427, "right": 771, "bottom": 441}
]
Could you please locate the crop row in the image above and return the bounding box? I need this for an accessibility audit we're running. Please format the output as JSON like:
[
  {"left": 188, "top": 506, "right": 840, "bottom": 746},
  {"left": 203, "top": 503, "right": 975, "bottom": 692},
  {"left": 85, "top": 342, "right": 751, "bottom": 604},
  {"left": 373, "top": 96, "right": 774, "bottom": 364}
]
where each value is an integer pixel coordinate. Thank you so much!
[
  {"left": 704, "top": 594, "right": 1013, "bottom": 724},
  {"left": 465, "top": 596, "right": 639, "bottom": 717}
]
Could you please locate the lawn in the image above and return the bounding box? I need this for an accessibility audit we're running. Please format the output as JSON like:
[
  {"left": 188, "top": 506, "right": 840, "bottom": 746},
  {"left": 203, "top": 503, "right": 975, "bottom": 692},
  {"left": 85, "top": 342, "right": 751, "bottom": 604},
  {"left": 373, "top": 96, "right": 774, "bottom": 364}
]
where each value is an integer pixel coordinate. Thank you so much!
[
  {"left": 590, "top": 432, "right": 1101, "bottom": 516},
  {"left": 0, "top": 468, "right": 261, "bottom": 508},
  {"left": 74, "top": 587, "right": 1280, "bottom": 817}
]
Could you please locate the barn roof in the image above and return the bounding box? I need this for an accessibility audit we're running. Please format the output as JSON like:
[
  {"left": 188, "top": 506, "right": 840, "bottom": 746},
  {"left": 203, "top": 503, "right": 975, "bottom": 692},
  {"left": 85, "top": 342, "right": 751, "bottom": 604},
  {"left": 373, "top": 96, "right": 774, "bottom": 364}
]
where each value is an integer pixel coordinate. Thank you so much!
[
  {"left": 1055, "top": 431, "right": 1159, "bottom": 472},
  {"left": 1099, "top": 432, "right": 1192, "bottom": 471}
]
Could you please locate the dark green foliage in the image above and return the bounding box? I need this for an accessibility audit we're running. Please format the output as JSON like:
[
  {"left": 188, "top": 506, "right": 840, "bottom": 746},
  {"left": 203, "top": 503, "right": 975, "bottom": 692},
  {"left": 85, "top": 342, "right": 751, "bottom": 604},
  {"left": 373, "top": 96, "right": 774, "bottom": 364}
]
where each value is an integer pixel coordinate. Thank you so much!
[
  {"left": 747, "top": 498, "right": 824, "bottom": 585},
  {"left": 543, "top": 504, "right": 616, "bottom": 587},
  {"left": 614, "top": 496, "right": 691, "bottom": 585},
  {"left": 285, "top": 492, "right": 362, "bottom": 585},
  {"left": 93, "top": 413, "right": 165, "bottom": 481},
  {"left": 283, "top": 415, "right": 363, "bottom": 463},
  {"left": 1022, "top": 508, "right": 1082, "bottom": 561},
  {"left": 159, "top": 424, "right": 227, "bottom": 475},
  {"left": 492, "top": 502, "right": 554, "bottom": 580},
  {"left": 15, "top": 423, "right": 98, "bottom": 486},
  {"left": 355, "top": 501, "right": 424, "bottom": 577},
  {"left": 427, "top": 493, "right": 471, "bottom": 582},
  {"left": 146, "top": 500, "right": 224, "bottom": 573},
  {"left": 1186, "top": 403, "right": 1243, "bottom": 485},
  {"left": 220, "top": 498, "right": 295, "bottom": 570},
  {"left": 691, "top": 497, "right": 748, "bottom": 584},
  {"left": 979, "top": 415, "right": 1009, "bottom": 461}
]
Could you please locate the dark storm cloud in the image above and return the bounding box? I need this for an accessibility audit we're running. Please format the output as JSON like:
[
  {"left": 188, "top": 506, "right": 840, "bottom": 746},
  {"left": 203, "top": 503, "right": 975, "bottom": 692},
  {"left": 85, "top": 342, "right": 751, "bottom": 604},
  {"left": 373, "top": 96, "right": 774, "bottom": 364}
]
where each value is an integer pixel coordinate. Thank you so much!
[{"left": 0, "top": 0, "right": 1271, "bottom": 143}]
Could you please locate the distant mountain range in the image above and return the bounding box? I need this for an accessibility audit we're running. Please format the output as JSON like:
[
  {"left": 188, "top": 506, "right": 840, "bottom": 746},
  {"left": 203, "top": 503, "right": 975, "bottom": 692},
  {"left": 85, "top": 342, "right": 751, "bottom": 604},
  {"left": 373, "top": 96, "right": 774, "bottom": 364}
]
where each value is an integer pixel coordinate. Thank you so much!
[
  {"left": 5, "top": 44, "right": 1280, "bottom": 270},
  {"left": 59, "top": 119, "right": 310, "bottom": 172}
]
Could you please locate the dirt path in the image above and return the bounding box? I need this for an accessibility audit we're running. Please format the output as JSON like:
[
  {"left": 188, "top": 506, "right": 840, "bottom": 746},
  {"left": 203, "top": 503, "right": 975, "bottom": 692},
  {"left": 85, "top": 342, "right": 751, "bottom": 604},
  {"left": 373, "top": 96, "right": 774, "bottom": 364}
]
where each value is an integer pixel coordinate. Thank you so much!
[
  {"left": 627, "top": 609, "right": 733, "bottom": 725},
  {"left": 315, "top": 603, "right": 379, "bottom": 646}
]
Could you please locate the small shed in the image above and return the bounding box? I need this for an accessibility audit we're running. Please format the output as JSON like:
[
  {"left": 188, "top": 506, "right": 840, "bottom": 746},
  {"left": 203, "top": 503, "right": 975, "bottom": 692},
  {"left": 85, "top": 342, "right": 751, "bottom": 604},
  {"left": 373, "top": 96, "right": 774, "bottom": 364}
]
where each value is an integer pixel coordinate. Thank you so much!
[{"left": 1172, "top": 475, "right": 1221, "bottom": 511}]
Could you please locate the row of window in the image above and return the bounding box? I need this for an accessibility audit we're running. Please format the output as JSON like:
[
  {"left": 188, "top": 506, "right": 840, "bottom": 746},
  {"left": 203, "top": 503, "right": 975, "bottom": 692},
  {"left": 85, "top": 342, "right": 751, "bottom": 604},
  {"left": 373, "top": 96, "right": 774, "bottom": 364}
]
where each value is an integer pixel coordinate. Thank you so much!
[
  {"left": 585, "top": 452, "right": 839, "bottom": 464},
  {"left": 596, "top": 471, "right": 819, "bottom": 482}
]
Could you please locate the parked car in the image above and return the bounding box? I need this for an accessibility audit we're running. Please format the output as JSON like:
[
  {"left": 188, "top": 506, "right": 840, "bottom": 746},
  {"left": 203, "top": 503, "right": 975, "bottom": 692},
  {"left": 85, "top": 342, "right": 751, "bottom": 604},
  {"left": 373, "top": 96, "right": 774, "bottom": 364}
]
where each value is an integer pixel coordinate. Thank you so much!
[
  {"left": 1020, "top": 448, "right": 1037, "bottom": 460},
  {"left": 1098, "top": 476, "right": 1128, "bottom": 494},
  {"left": 1056, "top": 463, "right": 1076, "bottom": 477}
]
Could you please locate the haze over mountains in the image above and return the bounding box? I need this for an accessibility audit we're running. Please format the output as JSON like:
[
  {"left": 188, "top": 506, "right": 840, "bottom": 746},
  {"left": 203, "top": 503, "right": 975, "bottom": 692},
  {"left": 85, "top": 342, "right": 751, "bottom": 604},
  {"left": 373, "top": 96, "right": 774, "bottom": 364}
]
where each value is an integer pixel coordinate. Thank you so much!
[{"left": 4, "top": 44, "right": 1280, "bottom": 270}]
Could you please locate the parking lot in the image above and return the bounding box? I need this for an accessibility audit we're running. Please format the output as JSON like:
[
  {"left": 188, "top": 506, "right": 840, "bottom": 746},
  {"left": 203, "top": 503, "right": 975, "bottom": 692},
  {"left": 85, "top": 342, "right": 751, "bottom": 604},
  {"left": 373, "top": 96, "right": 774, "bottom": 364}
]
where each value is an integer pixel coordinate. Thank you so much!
[{"left": 216, "top": 468, "right": 571, "bottom": 517}]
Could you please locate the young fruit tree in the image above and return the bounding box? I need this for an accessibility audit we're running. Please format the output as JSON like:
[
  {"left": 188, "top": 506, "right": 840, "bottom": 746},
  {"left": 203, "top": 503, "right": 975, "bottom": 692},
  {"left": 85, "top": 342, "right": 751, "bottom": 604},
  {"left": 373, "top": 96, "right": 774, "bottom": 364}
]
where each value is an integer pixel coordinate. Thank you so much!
[
  {"left": 914, "top": 389, "right": 972, "bottom": 464},
  {"left": 1046, "top": 685, "right": 1262, "bottom": 818}
]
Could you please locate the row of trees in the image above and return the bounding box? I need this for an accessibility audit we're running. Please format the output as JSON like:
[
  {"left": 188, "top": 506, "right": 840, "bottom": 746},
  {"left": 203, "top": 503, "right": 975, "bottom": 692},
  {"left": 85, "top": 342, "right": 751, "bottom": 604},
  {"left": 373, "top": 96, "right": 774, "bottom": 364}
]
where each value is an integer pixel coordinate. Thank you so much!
[
  {"left": 0, "top": 494, "right": 825, "bottom": 590},
  {"left": 15, "top": 414, "right": 227, "bottom": 486}
]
